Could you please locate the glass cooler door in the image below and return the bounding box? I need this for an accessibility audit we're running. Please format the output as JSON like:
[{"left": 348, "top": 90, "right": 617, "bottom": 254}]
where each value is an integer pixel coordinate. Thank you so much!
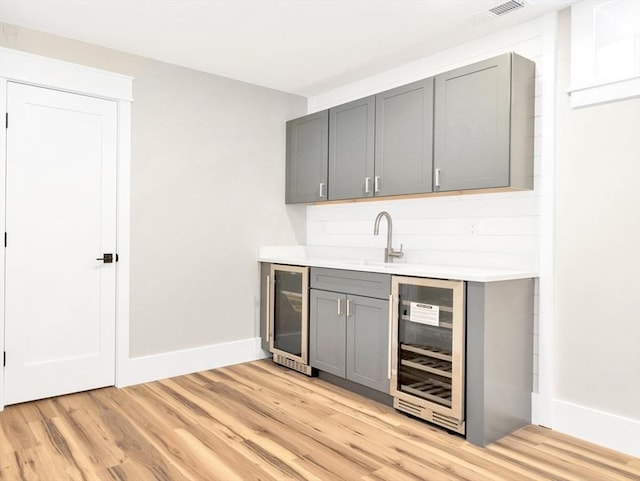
[
  {"left": 391, "top": 276, "right": 465, "bottom": 422},
  {"left": 269, "top": 265, "right": 309, "bottom": 364}
]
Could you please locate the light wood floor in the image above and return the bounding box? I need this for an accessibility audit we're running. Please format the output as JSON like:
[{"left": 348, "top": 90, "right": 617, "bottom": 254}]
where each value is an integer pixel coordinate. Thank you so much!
[{"left": 0, "top": 360, "right": 638, "bottom": 481}]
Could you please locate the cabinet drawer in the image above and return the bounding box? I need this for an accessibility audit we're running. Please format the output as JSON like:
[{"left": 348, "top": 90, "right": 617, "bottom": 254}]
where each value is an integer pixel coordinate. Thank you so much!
[{"left": 310, "top": 267, "right": 390, "bottom": 299}]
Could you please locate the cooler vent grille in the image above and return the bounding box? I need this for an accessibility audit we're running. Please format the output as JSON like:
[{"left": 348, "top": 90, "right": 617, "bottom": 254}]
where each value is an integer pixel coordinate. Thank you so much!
[
  {"left": 396, "top": 398, "right": 423, "bottom": 416},
  {"left": 394, "top": 397, "right": 465, "bottom": 434},
  {"left": 432, "top": 412, "right": 461, "bottom": 430},
  {"left": 273, "top": 354, "right": 314, "bottom": 376}
]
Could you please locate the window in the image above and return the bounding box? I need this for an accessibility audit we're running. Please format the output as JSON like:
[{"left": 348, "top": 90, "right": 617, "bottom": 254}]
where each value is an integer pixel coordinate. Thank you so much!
[{"left": 570, "top": 0, "right": 640, "bottom": 107}]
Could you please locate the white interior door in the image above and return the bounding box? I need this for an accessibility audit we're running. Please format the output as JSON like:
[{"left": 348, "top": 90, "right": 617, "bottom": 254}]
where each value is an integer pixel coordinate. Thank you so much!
[{"left": 3, "top": 82, "right": 117, "bottom": 405}]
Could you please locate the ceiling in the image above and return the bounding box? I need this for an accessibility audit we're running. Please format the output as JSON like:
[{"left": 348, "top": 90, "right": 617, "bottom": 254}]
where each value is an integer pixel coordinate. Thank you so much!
[{"left": 0, "top": 0, "right": 575, "bottom": 96}]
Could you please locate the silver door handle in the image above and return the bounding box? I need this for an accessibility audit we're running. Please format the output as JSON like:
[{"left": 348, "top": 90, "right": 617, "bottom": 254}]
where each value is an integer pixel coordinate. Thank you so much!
[
  {"left": 319, "top": 182, "right": 325, "bottom": 198},
  {"left": 365, "top": 177, "right": 371, "bottom": 194},
  {"left": 346, "top": 299, "right": 351, "bottom": 317},
  {"left": 388, "top": 294, "right": 393, "bottom": 380},
  {"left": 337, "top": 297, "right": 342, "bottom": 315},
  {"left": 266, "top": 275, "right": 273, "bottom": 342},
  {"left": 435, "top": 168, "right": 441, "bottom": 188},
  {"left": 374, "top": 176, "right": 381, "bottom": 193}
]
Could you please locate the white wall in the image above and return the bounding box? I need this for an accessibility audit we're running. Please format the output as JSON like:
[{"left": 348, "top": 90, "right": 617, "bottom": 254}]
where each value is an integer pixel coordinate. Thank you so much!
[
  {"left": 550, "top": 7, "right": 640, "bottom": 455},
  {"left": 0, "top": 23, "right": 307, "bottom": 373}
]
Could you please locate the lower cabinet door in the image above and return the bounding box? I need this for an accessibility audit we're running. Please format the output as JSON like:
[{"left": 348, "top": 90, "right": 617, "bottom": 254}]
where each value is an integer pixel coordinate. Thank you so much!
[
  {"left": 309, "top": 289, "right": 346, "bottom": 377},
  {"left": 346, "top": 295, "right": 390, "bottom": 393}
]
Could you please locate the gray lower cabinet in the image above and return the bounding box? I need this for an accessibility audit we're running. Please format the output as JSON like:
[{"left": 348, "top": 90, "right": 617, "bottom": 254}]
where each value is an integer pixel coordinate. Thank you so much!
[
  {"left": 345, "top": 295, "right": 389, "bottom": 391},
  {"left": 433, "top": 52, "right": 535, "bottom": 192},
  {"left": 309, "top": 290, "right": 346, "bottom": 376},
  {"left": 309, "top": 268, "right": 391, "bottom": 393},
  {"left": 465, "top": 279, "right": 535, "bottom": 446},
  {"left": 329, "top": 96, "right": 375, "bottom": 200},
  {"left": 310, "top": 290, "right": 390, "bottom": 393},
  {"left": 285, "top": 110, "right": 329, "bottom": 204},
  {"left": 374, "top": 78, "right": 434, "bottom": 196}
]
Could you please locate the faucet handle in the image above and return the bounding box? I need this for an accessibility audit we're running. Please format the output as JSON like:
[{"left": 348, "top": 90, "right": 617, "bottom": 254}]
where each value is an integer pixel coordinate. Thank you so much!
[{"left": 389, "top": 244, "right": 404, "bottom": 259}]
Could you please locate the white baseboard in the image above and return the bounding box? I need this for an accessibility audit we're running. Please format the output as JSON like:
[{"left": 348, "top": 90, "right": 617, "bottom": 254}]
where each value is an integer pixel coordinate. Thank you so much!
[
  {"left": 532, "top": 394, "right": 640, "bottom": 457},
  {"left": 116, "top": 337, "right": 269, "bottom": 388}
]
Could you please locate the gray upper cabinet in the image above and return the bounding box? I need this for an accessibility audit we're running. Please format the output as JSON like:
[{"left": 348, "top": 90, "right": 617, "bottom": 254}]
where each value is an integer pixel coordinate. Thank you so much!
[
  {"left": 433, "top": 53, "right": 535, "bottom": 192},
  {"left": 285, "top": 110, "right": 329, "bottom": 204},
  {"left": 284, "top": 52, "right": 534, "bottom": 204},
  {"left": 374, "top": 78, "right": 434, "bottom": 196},
  {"left": 328, "top": 96, "right": 375, "bottom": 200}
]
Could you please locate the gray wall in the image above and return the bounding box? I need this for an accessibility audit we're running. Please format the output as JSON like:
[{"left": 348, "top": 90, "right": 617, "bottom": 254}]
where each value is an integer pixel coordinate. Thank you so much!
[
  {"left": 0, "top": 22, "right": 307, "bottom": 357},
  {"left": 554, "top": 10, "right": 640, "bottom": 420}
]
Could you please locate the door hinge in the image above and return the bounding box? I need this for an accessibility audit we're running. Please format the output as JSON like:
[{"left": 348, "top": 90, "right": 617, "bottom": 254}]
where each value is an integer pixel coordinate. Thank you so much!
[
  {"left": 5, "top": 112, "right": 7, "bottom": 129},
  {"left": 3, "top": 352, "right": 5, "bottom": 367},
  {"left": 3, "top": 232, "right": 6, "bottom": 248}
]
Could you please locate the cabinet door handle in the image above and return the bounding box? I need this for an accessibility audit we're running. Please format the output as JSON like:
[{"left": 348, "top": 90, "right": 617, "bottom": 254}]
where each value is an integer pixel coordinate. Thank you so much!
[
  {"left": 337, "top": 297, "right": 342, "bottom": 315},
  {"left": 266, "top": 275, "right": 272, "bottom": 343},
  {"left": 388, "top": 294, "right": 393, "bottom": 380},
  {"left": 319, "top": 182, "right": 325, "bottom": 198},
  {"left": 346, "top": 299, "right": 351, "bottom": 317},
  {"left": 364, "top": 177, "right": 371, "bottom": 194},
  {"left": 435, "top": 168, "right": 441, "bottom": 188},
  {"left": 374, "top": 176, "right": 381, "bottom": 193}
]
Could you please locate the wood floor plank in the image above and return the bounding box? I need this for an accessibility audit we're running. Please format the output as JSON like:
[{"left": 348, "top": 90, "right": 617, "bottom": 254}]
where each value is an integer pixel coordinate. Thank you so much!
[
  {"left": 96, "top": 460, "right": 161, "bottom": 481},
  {"left": 0, "top": 359, "right": 638, "bottom": 481},
  {"left": 0, "top": 450, "right": 30, "bottom": 481},
  {"left": 626, "top": 457, "right": 640, "bottom": 470},
  {"left": 27, "top": 418, "right": 94, "bottom": 481},
  {"left": 512, "top": 428, "right": 640, "bottom": 480},
  {"left": 323, "top": 411, "right": 529, "bottom": 481},
  {"left": 0, "top": 409, "right": 37, "bottom": 453},
  {"left": 86, "top": 388, "right": 195, "bottom": 481},
  {"left": 10, "top": 447, "right": 44, "bottom": 481},
  {"left": 0, "top": 420, "right": 17, "bottom": 455},
  {"left": 489, "top": 438, "right": 594, "bottom": 481},
  {"left": 164, "top": 375, "right": 382, "bottom": 478},
  {"left": 146, "top": 377, "right": 326, "bottom": 481}
]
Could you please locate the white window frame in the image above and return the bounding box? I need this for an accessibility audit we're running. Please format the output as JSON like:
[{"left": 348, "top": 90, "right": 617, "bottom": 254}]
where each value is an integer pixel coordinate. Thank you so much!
[{"left": 569, "top": 0, "right": 640, "bottom": 107}]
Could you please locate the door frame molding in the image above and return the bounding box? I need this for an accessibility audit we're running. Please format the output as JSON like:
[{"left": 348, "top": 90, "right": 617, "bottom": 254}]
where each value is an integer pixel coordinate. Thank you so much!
[{"left": 0, "top": 47, "right": 133, "bottom": 409}]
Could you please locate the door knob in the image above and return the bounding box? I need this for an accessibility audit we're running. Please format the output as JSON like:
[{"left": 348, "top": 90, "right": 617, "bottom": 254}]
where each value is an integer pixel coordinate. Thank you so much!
[{"left": 96, "top": 253, "right": 114, "bottom": 263}]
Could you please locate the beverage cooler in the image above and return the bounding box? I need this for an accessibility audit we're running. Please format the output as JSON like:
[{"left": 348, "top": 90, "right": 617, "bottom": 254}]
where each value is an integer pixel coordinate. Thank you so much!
[
  {"left": 390, "top": 276, "right": 466, "bottom": 434},
  {"left": 268, "top": 264, "right": 314, "bottom": 376}
]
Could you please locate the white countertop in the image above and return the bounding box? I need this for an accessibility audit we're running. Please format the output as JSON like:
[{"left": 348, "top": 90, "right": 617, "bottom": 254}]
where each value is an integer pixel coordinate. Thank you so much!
[{"left": 258, "top": 246, "right": 538, "bottom": 283}]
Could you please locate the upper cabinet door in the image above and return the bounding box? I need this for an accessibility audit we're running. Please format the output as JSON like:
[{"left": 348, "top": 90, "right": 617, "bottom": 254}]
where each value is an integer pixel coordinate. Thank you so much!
[
  {"left": 329, "top": 96, "right": 375, "bottom": 200},
  {"left": 374, "top": 78, "right": 434, "bottom": 197},
  {"left": 433, "top": 53, "right": 534, "bottom": 192},
  {"left": 285, "top": 110, "right": 329, "bottom": 204}
]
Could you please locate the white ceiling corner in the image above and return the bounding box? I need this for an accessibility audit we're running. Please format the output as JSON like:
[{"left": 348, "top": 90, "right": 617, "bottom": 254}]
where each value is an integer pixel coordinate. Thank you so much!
[{"left": 0, "top": 0, "right": 576, "bottom": 96}]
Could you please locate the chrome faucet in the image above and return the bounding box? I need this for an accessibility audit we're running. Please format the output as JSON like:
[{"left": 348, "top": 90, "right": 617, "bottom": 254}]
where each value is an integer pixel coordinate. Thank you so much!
[{"left": 373, "top": 211, "right": 404, "bottom": 263}]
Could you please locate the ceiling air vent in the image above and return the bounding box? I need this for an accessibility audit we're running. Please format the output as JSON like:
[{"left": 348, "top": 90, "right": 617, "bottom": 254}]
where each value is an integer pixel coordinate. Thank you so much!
[
  {"left": 462, "top": 0, "right": 527, "bottom": 26},
  {"left": 489, "top": 0, "right": 525, "bottom": 16}
]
